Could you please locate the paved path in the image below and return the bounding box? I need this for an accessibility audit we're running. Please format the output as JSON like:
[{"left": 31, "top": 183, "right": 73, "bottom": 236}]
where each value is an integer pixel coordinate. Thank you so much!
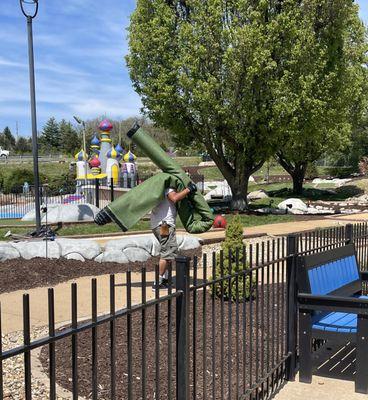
[
  {"left": 274, "top": 375, "right": 367, "bottom": 400},
  {"left": 0, "top": 272, "right": 158, "bottom": 335},
  {"left": 92, "top": 213, "right": 368, "bottom": 246}
]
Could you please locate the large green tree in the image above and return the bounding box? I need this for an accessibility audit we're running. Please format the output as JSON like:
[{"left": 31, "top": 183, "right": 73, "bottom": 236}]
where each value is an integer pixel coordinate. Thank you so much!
[
  {"left": 59, "top": 119, "right": 79, "bottom": 155},
  {"left": 0, "top": 126, "right": 16, "bottom": 150},
  {"left": 127, "top": 0, "right": 367, "bottom": 206},
  {"left": 39, "top": 117, "right": 61, "bottom": 153},
  {"left": 274, "top": 0, "right": 367, "bottom": 194},
  {"left": 127, "top": 0, "right": 291, "bottom": 210}
]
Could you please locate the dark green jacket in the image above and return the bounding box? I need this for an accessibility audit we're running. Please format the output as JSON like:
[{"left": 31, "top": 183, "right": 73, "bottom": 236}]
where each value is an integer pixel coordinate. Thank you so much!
[{"left": 107, "top": 128, "right": 214, "bottom": 234}]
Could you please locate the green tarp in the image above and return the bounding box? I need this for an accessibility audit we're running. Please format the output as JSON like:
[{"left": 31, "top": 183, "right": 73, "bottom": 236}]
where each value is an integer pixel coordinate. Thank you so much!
[{"left": 107, "top": 128, "right": 214, "bottom": 234}]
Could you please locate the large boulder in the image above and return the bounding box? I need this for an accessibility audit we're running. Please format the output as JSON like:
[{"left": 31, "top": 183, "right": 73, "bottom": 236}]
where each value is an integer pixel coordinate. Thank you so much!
[
  {"left": 57, "top": 238, "right": 101, "bottom": 260},
  {"left": 95, "top": 250, "right": 129, "bottom": 264},
  {"left": 123, "top": 248, "right": 151, "bottom": 263},
  {"left": 11, "top": 241, "right": 60, "bottom": 260},
  {"left": 247, "top": 190, "right": 269, "bottom": 201},
  {"left": 278, "top": 198, "right": 308, "bottom": 214},
  {"left": 22, "top": 203, "right": 100, "bottom": 224},
  {"left": 0, "top": 243, "right": 20, "bottom": 261},
  {"left": 105, "top": 235, "right": 153, "bottom": 254}
]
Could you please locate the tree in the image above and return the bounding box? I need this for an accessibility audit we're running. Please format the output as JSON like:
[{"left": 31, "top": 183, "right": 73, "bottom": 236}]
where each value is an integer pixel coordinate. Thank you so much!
[
  {"left": 274, "top": 0, "right": 367, "bottom": 194},
  {"left": 0, "top": 126, "right": 16, "bottom": 150},
  {"left": 127, "top": 0, "right": 293, "bottom": 210},
  {"left": 59, "top": 120, "right": 80, "bottom": 155},
  {"left": 39, "top": 117, "right": 61, "bottom": 152},
  {"left": 14, "top": 137, "right": 32, "bottom": 154}
]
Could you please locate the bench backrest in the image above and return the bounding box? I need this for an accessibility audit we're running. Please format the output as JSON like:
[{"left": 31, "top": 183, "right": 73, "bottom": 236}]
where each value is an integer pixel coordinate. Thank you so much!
[{"left": 297, "top": 244, "right": 361, "bottom": 297}]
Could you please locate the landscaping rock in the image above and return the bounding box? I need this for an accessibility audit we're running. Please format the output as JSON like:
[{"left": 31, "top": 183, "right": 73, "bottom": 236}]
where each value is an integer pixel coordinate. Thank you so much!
[
  {"left": 278, "top": 198, "right": 308, "bottom": 214},
  {"left": 105, "top": 236, "right": 153, "bottom": 254},
  {"left": 65, "top": 252, "right": 85, "bottom": 262},
  {"left": 11, "top": 241, "right": 60, "bottom": 260},
  {"left": 57, "top": 238, "right": 101, "bottom": 260},
  {"left": 0, "top": 244, "right": 20, "bottom": 262},
  {"left": 123, "top": 248, "right": 151, "bottom": 263},
  {"left": 178, "top": 236, "right": 202, "bottom": 251},
  {"left": 22, "top": 203, "right": 100, "bottom": 223},
  {"left": 94, "top": 250, "right": 129, "bottom": 264},
  {"left": 247, "top": 190, "right": 269, "bottom": 201}
]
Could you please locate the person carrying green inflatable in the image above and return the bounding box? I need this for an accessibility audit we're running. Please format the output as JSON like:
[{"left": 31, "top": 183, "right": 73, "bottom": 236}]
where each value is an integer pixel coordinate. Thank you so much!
[{"left": 94, "top": 122, "right": 214, "bottom": 289}]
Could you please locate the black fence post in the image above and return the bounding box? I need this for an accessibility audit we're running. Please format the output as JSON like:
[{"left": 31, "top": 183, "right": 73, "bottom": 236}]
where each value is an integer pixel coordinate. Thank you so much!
[
  {"left": 95, "top": 179, "right": 100, "bottom": 209},
  {"left": 286, "top": 234, "right": 298, "bottom": 381},
  {"left": 176, "top": 256, "right": 190, "bottom": 400},
  {"left": 110, "top": 178, "right": 114, "bottom": 202},
  {"left": 345, "top": 223, "right": 353, "bottom": 245}
]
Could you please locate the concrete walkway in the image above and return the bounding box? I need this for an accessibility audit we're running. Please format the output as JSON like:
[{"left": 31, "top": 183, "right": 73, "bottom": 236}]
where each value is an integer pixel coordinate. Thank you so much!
[
  {"left": 92, "top": 213, "right": 368, "bottom": 246},
  {"left": 0, "top": 272, "right": 158, "bottom": 335},
  {"left": 274, "top": 375, "right": 367, "bottom": 400}
]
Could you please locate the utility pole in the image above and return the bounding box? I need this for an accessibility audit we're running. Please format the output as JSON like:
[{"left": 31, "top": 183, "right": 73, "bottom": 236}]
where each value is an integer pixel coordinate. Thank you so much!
[{"left": 20, "top": 0, "right": 41, "bottom": 232}]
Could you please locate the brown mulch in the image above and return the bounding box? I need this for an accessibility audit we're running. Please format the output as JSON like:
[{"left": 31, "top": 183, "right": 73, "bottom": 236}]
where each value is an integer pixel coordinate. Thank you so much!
[
  {"left": 0, "top": 248, "right": 201, "bottom": 294},
  {"left": 39, "top": 284, "right": 286, "bottom": 399}
]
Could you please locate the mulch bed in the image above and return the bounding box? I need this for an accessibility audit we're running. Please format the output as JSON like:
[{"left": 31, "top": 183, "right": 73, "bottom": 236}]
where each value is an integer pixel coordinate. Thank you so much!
[
  {"left": 0, "top": 248, "right": 201, "bottom": 294},
  {"left": 39, "top": 284, "right": 286, "bottom": 399}
]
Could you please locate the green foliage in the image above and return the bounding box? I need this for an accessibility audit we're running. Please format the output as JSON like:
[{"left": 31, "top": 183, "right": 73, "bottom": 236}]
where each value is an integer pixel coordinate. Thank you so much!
[
  {"left": 59, "top": 120, "right": 79, "bottom": 155},
  {"left": 127, "top": 0, "right": 367, "bottom": 204},
  {"left": 39, "top": 117, "right": 61, "bottom": 153},
  {"left": 2, "top": 168, "right": 46, "bottom": 194},
  {"left": 211, "top": 215, "right": 253, "bottom": 302},
  {"left": 14, "top": 137, "right": 32, "bottom": 154},
  {"left": 0, "top": 127, "right": 16, "bottom": 150},
  {"left": 276, "top": 0, "right": 367, "bottom": 192}
]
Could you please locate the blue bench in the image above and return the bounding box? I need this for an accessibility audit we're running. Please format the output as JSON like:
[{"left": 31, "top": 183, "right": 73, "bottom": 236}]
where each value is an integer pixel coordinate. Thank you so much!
[{"left": 297, "top": 243, "right": 368, "bottom": 393}]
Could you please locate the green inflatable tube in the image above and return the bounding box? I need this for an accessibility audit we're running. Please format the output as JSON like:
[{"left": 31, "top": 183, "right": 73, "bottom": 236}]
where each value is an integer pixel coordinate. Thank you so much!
[{"left": 107, "top": 128, "right": 214, "bottom": 234}]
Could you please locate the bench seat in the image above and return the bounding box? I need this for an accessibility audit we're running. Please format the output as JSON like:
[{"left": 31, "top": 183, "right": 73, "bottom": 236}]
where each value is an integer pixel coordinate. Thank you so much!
[
  {"left": 312, "top": 295, "right": 368, "bottom": 333},
  {"left": 297, "top": 243, "right": 368, "bottom": 394}
]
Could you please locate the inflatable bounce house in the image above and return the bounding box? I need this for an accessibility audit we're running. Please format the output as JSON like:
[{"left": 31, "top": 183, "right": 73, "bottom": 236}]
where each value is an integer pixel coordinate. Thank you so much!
[{"left": 74, "top": 119, "right": 138, "bottom": 190}]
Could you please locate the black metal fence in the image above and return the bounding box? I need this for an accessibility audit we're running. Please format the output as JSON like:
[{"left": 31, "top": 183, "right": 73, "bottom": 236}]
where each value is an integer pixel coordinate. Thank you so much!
[{"left": 1, "top": 223, "right": 368, "bottom": 399}]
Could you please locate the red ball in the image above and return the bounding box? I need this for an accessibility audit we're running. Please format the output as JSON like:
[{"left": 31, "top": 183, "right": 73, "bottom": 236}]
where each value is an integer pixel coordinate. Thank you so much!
[{"left": 213, "top": 215, "right": 227, "bottom": 229}]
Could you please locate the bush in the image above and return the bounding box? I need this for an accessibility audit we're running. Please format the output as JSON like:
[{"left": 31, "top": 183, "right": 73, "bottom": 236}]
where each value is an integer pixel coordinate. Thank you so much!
[
  {"left": 2, "top": 168, "right": 48, "bottom": 194},
  {"left": 211, "top": 215, "right": 254, "bottom": 301}
]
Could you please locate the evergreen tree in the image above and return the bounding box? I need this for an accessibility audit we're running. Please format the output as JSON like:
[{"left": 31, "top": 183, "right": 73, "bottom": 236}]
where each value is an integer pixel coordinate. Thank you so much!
[
  {"left": 0, "top": 127, "right": 16, "bottom": 150},
  {"left": 39, "top": 117, "right": 61, "bottom": 152},
  {"left": 14, "top": 137, "right": 32, "bottom": 154},
  {"left": 59, "top": 119, "right": 79, "bottom": 155}
]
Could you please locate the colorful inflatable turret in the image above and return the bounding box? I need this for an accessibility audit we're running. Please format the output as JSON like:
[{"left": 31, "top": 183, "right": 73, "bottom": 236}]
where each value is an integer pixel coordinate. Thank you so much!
[
  {"left": 123, "top": 150, "right": 138, "bottom": 188},
  {"left": 75, "top": 149, "right": 89, "bottom": 180},
  {"left": 98, "top": 119, "right": 113, "bottom": 173},
  {"left": 106, "top": 146, "right": 120, "bottom": 185}
]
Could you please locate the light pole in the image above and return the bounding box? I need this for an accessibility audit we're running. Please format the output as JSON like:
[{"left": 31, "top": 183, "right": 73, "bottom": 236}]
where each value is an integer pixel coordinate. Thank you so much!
[
  {"left": 73, "top": 116, "right": 88, "bottom": 188},
  {"left": 20, "top": 0, "right": 41, "bottom": 232}
]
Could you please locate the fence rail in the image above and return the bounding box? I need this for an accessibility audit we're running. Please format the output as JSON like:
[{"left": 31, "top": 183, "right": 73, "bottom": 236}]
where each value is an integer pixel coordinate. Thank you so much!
[{"left": 1, "top": 223, "right": 368, "bottom": 399}]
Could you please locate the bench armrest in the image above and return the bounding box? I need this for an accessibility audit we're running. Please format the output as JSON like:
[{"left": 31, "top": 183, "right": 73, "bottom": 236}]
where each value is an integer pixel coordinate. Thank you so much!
[
  {"left": 298, "top": 293, "right": 368, "bottom": 315},
  {"left": 361, "top": 271, "right": 368, "bottom": 282}
]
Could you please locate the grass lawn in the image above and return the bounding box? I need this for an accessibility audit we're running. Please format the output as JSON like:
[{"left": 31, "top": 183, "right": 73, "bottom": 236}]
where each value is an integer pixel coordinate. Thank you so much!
[{"left": 0, "top": 213, "right": 296, "bottom": 241}]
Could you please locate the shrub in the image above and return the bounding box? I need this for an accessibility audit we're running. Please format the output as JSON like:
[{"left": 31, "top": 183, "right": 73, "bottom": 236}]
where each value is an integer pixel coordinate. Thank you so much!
[
  {"left": 211, "top": 215, "right": 254, "bottom": 301},
  {"left": 2, "top": 168, "right": 47, "bottom": 194}
]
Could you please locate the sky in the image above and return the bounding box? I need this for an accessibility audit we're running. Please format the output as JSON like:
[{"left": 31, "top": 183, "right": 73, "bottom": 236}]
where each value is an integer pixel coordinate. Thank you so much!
[{"left": 0, "top": 1, "right": 367, "bottom": 138}]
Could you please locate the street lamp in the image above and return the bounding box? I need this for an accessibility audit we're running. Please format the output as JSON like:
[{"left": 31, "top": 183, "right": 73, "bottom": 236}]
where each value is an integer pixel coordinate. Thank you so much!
[
  {"left": 20, "top": 0, "right": 41, "bottom": 232},
  {"left": 73, "top": 116, "right": 88, "bottom": 188}
]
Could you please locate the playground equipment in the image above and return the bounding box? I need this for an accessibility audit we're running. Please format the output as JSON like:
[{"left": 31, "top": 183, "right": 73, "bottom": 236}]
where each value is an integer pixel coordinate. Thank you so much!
[{"left": 74, "top": 119, "right": 138, "bottom": 189}]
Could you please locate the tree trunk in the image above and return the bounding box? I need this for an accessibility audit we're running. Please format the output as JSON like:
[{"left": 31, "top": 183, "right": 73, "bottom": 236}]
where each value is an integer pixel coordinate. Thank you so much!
[
  {"left": 291, "top": 170, "right": 304, "bottom": 195},
  {"left": 290, "top": 164, "right": 306, "bottom": 195},
  {"left": 277, "top": 154, "right": 307, "bottom": 196},
  {"left": 229, "top": 172, "right": 250, "bottom": 211}
]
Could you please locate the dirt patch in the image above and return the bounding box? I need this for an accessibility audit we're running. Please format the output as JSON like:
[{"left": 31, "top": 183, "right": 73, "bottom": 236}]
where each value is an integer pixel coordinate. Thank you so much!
[
  {"left": 0, "top": 248, "right": 201, "bottom": 294},
  {"left": 39, "top": 285, "right": 286, "bottom": 399}
]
